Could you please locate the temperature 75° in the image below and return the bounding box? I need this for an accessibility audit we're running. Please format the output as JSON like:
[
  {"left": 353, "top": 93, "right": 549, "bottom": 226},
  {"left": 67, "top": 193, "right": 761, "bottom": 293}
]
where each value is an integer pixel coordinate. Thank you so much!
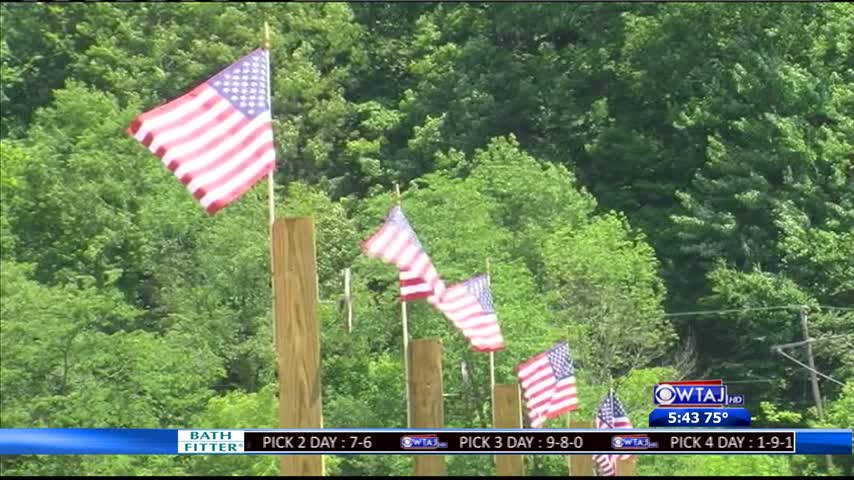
[{"left": 704, "top": 411, "right": 729, "bottom": 424}]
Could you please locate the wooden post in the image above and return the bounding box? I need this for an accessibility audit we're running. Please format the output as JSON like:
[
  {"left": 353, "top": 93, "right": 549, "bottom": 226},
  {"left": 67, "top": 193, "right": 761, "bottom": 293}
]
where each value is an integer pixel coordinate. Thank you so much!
[
  {"left": 617, "top": 459, "right": 637, "bottom": 476},
  {"left": 274, "top": 218, "right": 324, "bottom": 476},
  {"left": 409, "top": 338, "right": 446, "bottom": 476},
  {"left": 493, "top": 384, "right": 524, "bottom": 476},
  {"left": 568, "top": 419, "right": 594, "bottom": 477}
]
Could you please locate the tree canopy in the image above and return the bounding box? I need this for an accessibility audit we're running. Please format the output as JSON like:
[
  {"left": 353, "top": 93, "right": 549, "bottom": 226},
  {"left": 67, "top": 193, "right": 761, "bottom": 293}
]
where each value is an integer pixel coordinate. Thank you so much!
[{"left": 1, "top": 2, "right": 851, "bottom": 476}]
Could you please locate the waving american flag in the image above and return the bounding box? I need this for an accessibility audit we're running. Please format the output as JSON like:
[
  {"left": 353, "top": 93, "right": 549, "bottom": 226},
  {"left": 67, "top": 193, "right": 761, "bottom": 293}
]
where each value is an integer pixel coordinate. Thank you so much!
[
  {"left": 128, "top": 48, "right": 275, "bottom": 214},
  {"left": 362, "top": 206, "right": 445, "bottom": 301},
  {"left": 517, "top": 341, "right": 578, "bottom": 428},
  {"left": 428, "top": 274, "right": 505, "bottom": 352},
  {"left": 593, "top": 390, "right": 634, "bottom": 476}
]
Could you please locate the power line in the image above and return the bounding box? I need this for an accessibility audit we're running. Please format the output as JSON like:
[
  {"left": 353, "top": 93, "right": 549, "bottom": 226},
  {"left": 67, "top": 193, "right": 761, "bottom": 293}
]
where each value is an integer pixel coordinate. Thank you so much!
[
  {"left": 663, "top": 304, "right": 854, "bottom": 318},
  {"left": 663, "top": 305, "right": 800, "bottom": 318},
  {"left": 723, "top": 378, "right": 776, "bottom": 384},
  {"left": 772, "top": 335, "right": 851, "bottom": 351},
  {"left": 818, "top": 306, "right": 854, "bottom": 312},
  {"left": 772, "top": 348, "right": 846, "bottom": 387}
]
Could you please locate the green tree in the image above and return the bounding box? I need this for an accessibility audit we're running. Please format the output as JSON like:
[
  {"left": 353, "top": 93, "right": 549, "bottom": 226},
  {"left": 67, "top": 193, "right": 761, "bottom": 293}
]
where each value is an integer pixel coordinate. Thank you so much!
[{"left": 0, "top": 261, "right": 218, "bottom": 476}]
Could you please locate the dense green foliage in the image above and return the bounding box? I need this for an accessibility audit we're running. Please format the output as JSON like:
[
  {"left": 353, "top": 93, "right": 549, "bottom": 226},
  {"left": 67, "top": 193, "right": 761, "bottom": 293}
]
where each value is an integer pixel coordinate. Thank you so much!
[{"left": 1, "top": 2, "right": 852, "bottom": 476}]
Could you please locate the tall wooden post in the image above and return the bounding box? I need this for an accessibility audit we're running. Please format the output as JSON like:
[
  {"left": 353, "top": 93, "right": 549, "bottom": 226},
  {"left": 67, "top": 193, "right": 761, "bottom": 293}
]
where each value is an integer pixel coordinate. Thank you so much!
[
  {"left": 568, "top": 419, "right": 594, "bottom": 476},
  {"left": 493, "top": 384, "right": 524, "bottom": 476},
  {"left": 409, "top": 338, "right": 446, "bottom": 476},
  {"left": 274, "top": 218, "right": 324, "bottom": 476}
]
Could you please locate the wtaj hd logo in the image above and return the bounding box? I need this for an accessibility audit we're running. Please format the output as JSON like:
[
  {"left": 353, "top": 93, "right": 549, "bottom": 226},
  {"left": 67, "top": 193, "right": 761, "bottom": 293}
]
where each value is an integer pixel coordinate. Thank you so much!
[
  {"left": 612, "top": 435, "right": 658, "bottom": 450},
  {"left": 400, "top": 435, "right": 448, "bottom": 450},
  {"left": 654, "top": 380, "right": 745, "bottom": 407}
]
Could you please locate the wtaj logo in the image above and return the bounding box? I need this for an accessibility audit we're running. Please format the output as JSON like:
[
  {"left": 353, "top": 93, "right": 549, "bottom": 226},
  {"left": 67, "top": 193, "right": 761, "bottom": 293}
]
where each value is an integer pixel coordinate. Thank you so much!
[
  {"left": 654, "top": 380, "right": 744, "bottom": 407},
  {"left": 612, "top": 435, "right": 658, "bottom": 450},
  {"left": 400, "top": 435, "right": 448, "bottom": 450}
]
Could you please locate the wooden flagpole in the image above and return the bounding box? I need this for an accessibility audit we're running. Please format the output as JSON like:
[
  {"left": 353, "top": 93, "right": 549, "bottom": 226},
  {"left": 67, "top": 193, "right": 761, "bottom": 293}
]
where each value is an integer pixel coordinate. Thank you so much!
[
  {"left": 489, "top": 353, "right": 496, "bottom": 421},
  {"left": 609, "top": 382, "right": 626, "bottom": 477},
  {"left": 395, "top": 183, "right": 412, "bottom": 427},
  {"left": 563, "top": 336, "right": 573, "bottom": 476},
  {"left": 609, "top": 378, "right": 614, "bottom": 477},
  {"left": 486, "top": 258, "right": 498, "bottom": 471},
  {"left": 264, "top": 21, "right": 274, "bottom": 227},
  {"left": 263, "top": 21, "right": 277, "bottom": 349},
  {"left": 566, "top": 413, "right": 573, "bottom": 476},
  {"left": 486, "top": 258, "right": 496, "bottom": 426},
  {"left": 344, "top": 268, "right": 353, "bottom": 333}
]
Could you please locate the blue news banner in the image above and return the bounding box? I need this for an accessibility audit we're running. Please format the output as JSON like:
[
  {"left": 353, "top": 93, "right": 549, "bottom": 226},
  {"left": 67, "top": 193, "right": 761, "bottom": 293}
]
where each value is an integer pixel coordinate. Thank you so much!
[{"left": 0, "top": 429, "right": 850, "bottom": 455}]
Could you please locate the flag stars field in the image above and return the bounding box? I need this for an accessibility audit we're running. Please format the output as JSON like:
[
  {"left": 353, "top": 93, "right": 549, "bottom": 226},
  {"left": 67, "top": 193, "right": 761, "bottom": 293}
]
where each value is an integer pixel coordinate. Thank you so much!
[{"left": 127, "top": 48, "right": 275, "bottom": 215}]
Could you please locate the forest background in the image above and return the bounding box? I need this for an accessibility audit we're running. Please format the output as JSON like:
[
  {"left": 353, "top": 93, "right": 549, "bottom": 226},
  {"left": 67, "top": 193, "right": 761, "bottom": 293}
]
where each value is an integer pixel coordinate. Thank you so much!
[{"left": 1, "top": 2, "right": 852, "bottom": 476}]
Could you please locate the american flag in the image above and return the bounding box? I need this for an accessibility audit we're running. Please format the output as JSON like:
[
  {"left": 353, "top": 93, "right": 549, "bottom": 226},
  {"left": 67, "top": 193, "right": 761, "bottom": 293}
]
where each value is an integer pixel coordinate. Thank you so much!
[
  {"left": 127, "top": 48, "right": 276, "bottom": 215},
  {"left": 427, "top": 274, "right": 505, "bottom": 352},
  {"left": 516, "top": 341, "right": 578, "bottom": 428},
  {"left": 362, "top": 206, "right": 445, "bottom": 301},
  {"left": 592, "top": 391, "right": 634, "bottom": 476}
]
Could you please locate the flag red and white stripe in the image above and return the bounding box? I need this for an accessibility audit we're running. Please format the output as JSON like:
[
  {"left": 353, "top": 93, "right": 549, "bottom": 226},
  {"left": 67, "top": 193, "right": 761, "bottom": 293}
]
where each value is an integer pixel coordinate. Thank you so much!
[
  {"left": 592, "top": 391, "right": 634, "bottom": 476},
  {"left": 127, "top": 48, "right": 275, "bottom": 214},
  {"left": 362, "top": 206, "right": 445, "bottom": 301},
  {"left": 428, "top": 274, "right": 504, "bottom": 352},
  {"left": 400, "top": 269, "right": 434, "bottom": 301},
  {"left": 517, "top": 341, "right": 578, "bottom": 428}
]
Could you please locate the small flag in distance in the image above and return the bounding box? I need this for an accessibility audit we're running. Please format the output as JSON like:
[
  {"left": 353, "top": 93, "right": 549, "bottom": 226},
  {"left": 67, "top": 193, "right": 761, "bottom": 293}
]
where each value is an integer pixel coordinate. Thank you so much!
[
  {"left": 593, "top": 390, "right": 634, "bottom": 476},
  {"left": 127, "top": 48, "right": 276, "bottom": 215}
]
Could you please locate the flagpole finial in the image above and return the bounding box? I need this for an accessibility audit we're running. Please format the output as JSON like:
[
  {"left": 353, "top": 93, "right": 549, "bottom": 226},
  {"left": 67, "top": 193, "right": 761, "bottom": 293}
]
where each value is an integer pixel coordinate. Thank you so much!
[
  {"left": 485, "top": 257, "right": 491, "bottom": 276},
  {"left": 393, "top": 183, "right": 401, "bottom": 206},
  {"left": 263, "top": 21, "right": 271, "bottom": 50}
]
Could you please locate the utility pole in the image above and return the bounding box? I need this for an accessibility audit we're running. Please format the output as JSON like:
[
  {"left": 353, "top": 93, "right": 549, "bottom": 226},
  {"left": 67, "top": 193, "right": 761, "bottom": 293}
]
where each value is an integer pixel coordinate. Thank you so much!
[
  {"left": 800, "top": 306, "right": 824, "bottom": 418},
  {"left": 800, "top": 306, "right": 834, "bottom": 472}
]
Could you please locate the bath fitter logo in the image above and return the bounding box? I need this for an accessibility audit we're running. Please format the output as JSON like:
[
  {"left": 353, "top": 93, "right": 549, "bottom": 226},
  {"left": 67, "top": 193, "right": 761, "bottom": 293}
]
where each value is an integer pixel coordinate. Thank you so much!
[{"left": 178, "top": 430, "right": 245, "bottom": 454}]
